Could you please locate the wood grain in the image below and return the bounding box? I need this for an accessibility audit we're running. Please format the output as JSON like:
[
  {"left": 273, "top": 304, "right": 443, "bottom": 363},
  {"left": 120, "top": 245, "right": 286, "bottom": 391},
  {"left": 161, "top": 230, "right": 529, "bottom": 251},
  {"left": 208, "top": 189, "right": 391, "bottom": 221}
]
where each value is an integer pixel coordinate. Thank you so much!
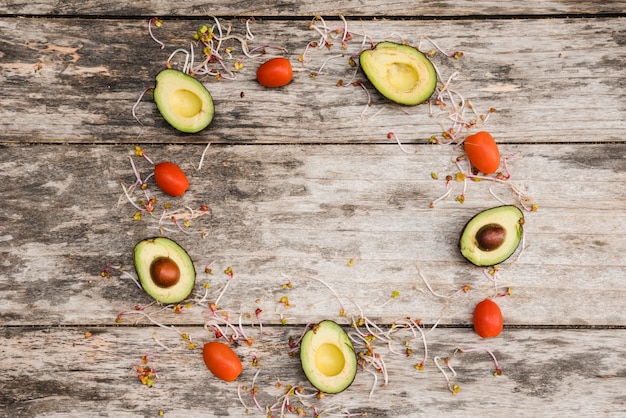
[
  {"left": 0, "top": 17, "right": 624, "bottom": 144},
  {"left": 2, "top": 9, "right": 626, "bottom": 418},
  {"left": 2, "top": 326, "right": 626, "bottom": 417},
  {"left": 1, "top": 143, "right": 624, "bottom": 327},
  {"left": 1, "top": 0, "right": 624, "bottom": 17}
]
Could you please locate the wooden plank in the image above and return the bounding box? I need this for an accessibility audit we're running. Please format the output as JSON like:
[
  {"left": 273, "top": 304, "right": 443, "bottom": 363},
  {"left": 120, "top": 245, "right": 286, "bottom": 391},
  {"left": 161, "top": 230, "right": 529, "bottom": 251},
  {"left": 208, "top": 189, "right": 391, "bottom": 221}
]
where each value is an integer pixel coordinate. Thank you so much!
[
  {"left": 0, "top": 17, "right": 624, "bottom": 144},
  {"left": 1, "top": 7, "right": 624, "bottom": 418},
  {"left": 1, "top": 0, "right": 625, "bottom": 17},
  {"left": 2, "top": 326, "right": 626, "bottom": 417},
  {"left": 1, "top": 143, "right": 625, "bottom": 326}
]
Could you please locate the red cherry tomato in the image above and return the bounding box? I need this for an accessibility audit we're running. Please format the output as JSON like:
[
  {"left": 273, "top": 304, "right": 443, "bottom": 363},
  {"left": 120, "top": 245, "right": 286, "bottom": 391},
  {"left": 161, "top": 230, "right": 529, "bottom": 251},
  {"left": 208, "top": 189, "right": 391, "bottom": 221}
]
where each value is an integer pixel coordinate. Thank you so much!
[
  {"left": 463, "top": 131, "right": 500, "bottom": 174},
  {"left": 202, "top": 341, "right": 242, "bottom": 382},
  {"left": 154, "top": 161, "right": 188, "bottom": 197},
  {"left": 473, "top": 298, "right": 503, "bottom": 338},
  {"left": 256, "top": 57, "right": 293, "bottom": 88}
]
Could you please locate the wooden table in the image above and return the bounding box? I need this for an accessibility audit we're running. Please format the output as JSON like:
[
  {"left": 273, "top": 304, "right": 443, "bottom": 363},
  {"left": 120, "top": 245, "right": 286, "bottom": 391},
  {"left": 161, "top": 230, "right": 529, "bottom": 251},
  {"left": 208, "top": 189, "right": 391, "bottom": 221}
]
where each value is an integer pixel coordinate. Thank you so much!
[{"left": 1, "top": 2, "right": 625, "bottom": 417}]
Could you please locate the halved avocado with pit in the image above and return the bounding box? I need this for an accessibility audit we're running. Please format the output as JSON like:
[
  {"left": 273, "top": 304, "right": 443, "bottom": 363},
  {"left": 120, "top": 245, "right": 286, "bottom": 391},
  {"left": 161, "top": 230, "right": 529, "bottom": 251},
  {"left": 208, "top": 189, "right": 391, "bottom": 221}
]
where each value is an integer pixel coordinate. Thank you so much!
[
  {"left": 153, "top": 69, "right": 214, "bottom": 133},
  {"left": 300, "top": 320, "right": 357, "bottom": 394},
  {"left": 133, "top": 237, "right": 196, "bottom": 304},
  {"left": 359, "top": 42, "right": 437, "bottom": 105},
  {"left": 459, "top": 205, "right": 524, "bottom": 267}
]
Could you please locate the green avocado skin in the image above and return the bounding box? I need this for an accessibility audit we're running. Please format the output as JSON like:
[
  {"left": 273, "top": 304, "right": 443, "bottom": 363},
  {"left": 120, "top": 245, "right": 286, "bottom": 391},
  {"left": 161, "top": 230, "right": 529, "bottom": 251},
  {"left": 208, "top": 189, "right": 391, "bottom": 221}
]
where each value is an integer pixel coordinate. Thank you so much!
[
  {"left": 300, "top": 320, "right": 357, "bottom": 394},
  {"left": 459, "top": 205, "right": 524, "bottom": 267},
  {"left": 359, "top": 42, "right": 437, "bottom": 106},
  {"left": 153, "top": 69, "right": 214, "bottom": 133},
  {"left": 133, "top": 237, "right": 196, "bottom": 304}
]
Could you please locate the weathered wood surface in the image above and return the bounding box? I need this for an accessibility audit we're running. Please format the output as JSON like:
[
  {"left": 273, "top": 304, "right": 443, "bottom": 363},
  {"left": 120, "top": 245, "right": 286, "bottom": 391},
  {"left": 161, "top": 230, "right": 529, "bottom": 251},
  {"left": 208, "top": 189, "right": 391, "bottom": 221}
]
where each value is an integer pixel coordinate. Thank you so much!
[
  {"left": 2, "top": 0, "right": 625, "bottom": 17},
  {"left": 1, "top": 143, "right": 625, "bottom": 328},
  {"left": 2, "top": 326, "right": 626, "bottom": 417},
  {"left": 0, "top": 17, "right": 624, "bottom": 144},
  {"left": 2, "top": 7, "right": 626, "bottom": 418}
]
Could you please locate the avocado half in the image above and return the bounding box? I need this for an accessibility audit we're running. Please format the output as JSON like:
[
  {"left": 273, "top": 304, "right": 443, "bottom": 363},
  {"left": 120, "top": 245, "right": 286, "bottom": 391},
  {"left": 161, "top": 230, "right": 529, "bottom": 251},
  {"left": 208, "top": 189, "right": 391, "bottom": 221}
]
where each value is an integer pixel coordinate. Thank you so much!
[
  {"left": 153, "top": 69, "right": 214, "bottom": 133},
  {"left": 459, "top": 205, "right": 524, "bottom": 267},
  {"left": 300, "top": 320, "right": 357, "bottom": 394},
  {"left": 359, "top": 42, "right": 437, "bottom": 105},
  {"left": 133, "top": 237, "right": 196, "bottom": 304}
]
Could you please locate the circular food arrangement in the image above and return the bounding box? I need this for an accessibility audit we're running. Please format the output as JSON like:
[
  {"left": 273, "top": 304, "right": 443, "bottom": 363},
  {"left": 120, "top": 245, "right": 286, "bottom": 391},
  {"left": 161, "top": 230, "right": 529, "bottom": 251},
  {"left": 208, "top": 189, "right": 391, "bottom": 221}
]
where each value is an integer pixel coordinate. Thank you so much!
[{"left": 117, "top": 15, "right": 538, "bottom": 415}]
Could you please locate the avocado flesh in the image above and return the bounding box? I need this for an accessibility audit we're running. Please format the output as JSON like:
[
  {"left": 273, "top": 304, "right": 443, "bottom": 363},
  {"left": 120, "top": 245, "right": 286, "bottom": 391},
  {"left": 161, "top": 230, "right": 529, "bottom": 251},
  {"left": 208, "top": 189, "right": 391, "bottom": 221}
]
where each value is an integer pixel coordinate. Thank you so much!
[
  {"left": 133, "top": 237, "right": 196, "bottom": 304},
  {"left": 359, "top": 42, "right": 437, "bottom": 105},
  {"left": 153, "top": 69, "right": 214, "bottom": 133},
  {"left": 459, "top": 205, "right": 524, "bottom": 267},
  {"left": 300, "top": 320, "right": 357, "bottom": 394}
]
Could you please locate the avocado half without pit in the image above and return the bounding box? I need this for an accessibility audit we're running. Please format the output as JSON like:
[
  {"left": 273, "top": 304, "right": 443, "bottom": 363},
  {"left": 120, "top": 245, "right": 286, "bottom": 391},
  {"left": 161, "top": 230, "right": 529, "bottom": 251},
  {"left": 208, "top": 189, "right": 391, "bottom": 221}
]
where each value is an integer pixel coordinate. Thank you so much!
[
  {"left": 300, "top": 320, "right": 357, "bottom": 394},
  {"left": 133, "top": 237, "right": 196, "bottom": 304},
  {"left": 459, "top": 205, "right": 525, "bottom": 267},
  {"left": 153, "top": 69, "right": 214, "bottom": 133},
  {"left": 359, "top": 42, "right": 437, "bottom": 105}
]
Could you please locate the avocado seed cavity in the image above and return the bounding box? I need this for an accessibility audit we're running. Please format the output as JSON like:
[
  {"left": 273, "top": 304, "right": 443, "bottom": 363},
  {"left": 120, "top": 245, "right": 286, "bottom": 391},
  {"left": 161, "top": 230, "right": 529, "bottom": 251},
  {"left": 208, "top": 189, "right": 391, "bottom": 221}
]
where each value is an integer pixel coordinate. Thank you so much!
[
  {"left": 387, "top": 62, "right": 420, "bottom": 92},
  {"left": 170, "top": 89, "right": 202, "bottom": 118},
  {"left": 476, "top": 223, "right": 506, "bottom": 251},
  {"left": 315, "top": 343, "right": 345, "bottom": 377},
  {"left": 150, "top": 257, "right": 181, "bottom": 288}
]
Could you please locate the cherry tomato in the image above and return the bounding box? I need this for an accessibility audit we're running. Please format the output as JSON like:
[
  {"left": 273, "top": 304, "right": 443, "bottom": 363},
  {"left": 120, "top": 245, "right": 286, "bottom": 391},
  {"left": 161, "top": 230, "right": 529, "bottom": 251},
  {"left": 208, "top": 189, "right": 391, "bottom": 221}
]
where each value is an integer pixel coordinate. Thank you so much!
[
  {"left": 463, "top": 131, "right": 500, "bottom": 174},
  {"left": 256, "top": 57, "right": 293, "bottom": 88},
  {"left": 154, "top": 161, "right": 188, "bottom": 197},
  {"left": 202, "top": 341, "right": 242, "bottom": 382},
  {"left": 473, "top": 298, "right": 503, "bottom": 338}
]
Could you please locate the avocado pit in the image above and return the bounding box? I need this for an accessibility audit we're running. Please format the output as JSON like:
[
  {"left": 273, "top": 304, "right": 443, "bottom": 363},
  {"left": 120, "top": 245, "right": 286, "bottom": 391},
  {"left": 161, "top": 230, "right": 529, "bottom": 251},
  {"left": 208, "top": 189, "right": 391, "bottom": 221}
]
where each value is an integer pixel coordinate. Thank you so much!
[
  {"left": 150, "top": 256, "right": 181, "bottom": 288},
  {"left": 475, "top": 223, "right": 506, "bottom": 251}
]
